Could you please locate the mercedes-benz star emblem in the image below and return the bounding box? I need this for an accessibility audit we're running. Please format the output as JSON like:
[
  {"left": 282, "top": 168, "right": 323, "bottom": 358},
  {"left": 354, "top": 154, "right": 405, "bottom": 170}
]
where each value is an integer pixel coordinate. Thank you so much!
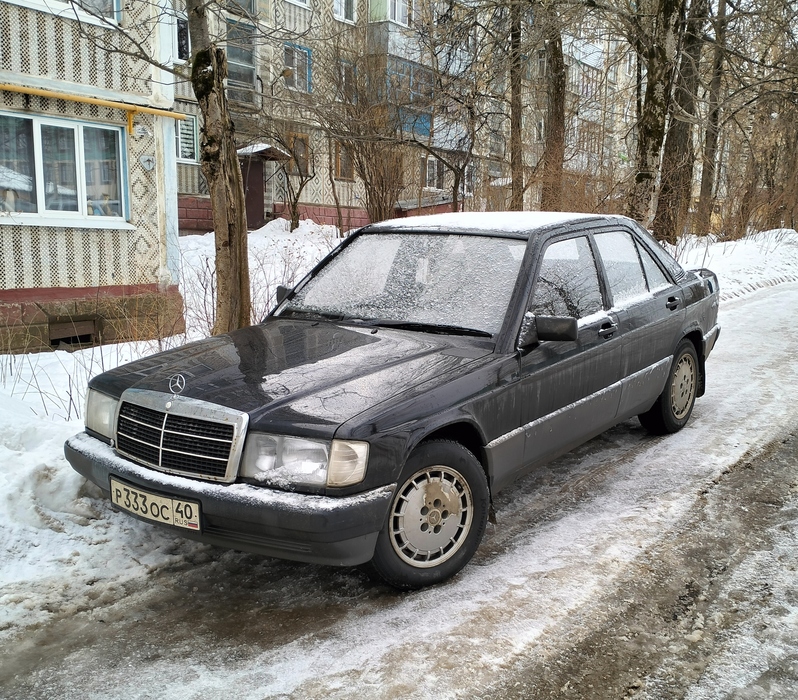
[{"left": 168, "top": 373, "right": 186, "bottom": 395}]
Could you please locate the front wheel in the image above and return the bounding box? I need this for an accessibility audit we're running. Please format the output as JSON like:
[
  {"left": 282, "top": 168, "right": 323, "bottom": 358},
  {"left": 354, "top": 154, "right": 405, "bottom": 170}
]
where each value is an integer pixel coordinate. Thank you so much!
[
  {"left": 639, "top": 339, "right": 699, "bottom": 435},
  {"left": 371, "top": 440, "right": 489, "bottom": 590}
]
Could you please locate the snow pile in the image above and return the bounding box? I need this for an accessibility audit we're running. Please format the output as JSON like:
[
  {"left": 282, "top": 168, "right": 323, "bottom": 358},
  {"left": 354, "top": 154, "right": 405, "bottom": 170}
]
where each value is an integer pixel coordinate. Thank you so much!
[
  {"left": 179, "top": 217, "right": 337, "bottom": 339},
  {"left": 674, "top": 228, "right": 798, "bottom": 302}
]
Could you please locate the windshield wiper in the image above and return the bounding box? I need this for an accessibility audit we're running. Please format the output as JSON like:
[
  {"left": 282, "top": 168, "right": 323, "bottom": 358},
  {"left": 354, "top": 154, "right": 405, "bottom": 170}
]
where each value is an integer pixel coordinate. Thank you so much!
[
  {"left": 279, "top": 308, "right": 347, "bottom": 322},
  {"left": 361, "top": 320, "right": 493, "bottom": 338}
]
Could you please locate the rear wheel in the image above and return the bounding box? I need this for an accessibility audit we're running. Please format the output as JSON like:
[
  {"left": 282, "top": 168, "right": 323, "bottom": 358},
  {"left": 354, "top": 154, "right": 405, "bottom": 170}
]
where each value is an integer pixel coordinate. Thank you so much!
[
  {"left": 639, "top": 339, "right": 699, "bottom": 435},
  {"left": 371, "top": 440, "right": 489, "bottom": 590}
]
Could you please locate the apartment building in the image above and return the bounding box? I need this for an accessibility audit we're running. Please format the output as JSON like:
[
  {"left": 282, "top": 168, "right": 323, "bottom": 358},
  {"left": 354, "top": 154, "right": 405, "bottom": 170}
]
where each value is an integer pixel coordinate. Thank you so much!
[
  {"left": 172, "top": 1, "right": 638, "bottom": 232},
  {"left": 0, "top": 0, "right": 185, "bottom": 352}
]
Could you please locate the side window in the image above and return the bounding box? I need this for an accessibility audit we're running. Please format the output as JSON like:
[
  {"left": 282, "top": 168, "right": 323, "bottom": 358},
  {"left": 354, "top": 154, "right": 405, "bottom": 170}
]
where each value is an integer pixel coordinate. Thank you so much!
[
  {"left": 594, "top": 230, "right": 647, "bottom": 306},
  {"left": 637, "top": 242, "right": 671, "bottom": 291},
  {"left": 531, "top": 236, "right": 603, "bottom": 319}
]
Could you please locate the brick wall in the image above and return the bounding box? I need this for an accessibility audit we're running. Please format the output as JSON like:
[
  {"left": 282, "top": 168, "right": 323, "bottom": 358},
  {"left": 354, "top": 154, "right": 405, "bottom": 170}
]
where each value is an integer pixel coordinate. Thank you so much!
[
  {"left": 272, "top": 203, "right": 371, "bottom": 232},
  {"left": 0, "top": 285, "right": 185, "bottom": 353},
  {"left": 178, "top": 195, "right": 214, "bottom": 236}
]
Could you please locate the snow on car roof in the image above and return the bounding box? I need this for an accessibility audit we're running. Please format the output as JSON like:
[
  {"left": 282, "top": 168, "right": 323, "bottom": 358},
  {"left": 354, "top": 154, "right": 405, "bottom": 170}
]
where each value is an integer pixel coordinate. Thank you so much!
[{"left": 363, "top": 211, "right": 605, "bottom": 237}]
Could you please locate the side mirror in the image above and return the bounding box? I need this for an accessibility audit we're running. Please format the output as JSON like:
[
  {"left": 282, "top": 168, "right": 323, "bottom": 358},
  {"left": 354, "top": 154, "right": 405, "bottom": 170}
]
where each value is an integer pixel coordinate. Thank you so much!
[
  {"left": 518, "top": 314, "right": 578, "bottom": 349},
  {"left": 275, "top": 285, "right": 292, "bottom": 305},
  {"left": 537, "top": 315, "right": 578, "bottom": 342}
]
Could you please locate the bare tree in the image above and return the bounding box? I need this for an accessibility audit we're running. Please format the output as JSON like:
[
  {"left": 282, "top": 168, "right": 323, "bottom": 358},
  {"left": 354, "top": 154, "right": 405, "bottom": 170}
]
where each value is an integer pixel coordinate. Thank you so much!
[
  {"left": 652, "top": 0, "right": 710, "bottom": 244},
  {"left": 187, "top": 0, "right": 250, "bottom": 333},
  {"left": 625, "top": 0, "right": 687, "bottom": 225},
  {"left": 71, "top": 0, "right": 251, "bottom": 333}
]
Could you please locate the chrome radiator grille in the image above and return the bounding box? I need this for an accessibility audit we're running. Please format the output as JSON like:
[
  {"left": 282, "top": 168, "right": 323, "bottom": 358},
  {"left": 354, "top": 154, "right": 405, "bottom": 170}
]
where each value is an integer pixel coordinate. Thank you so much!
[{"left": 115, "top": 390, "right": 248, "bottom": 483}]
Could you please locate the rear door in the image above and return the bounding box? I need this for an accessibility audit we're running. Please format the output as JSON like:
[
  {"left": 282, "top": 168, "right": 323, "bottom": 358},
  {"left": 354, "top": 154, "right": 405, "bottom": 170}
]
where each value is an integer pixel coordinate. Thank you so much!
[{"left": 592, "top": 228, "right": 686, "bottom": 418}]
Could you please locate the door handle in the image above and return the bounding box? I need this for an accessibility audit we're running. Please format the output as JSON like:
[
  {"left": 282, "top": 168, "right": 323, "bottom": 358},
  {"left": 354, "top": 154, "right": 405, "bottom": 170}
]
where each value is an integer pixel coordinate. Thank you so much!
[
  {"left": 598, "top": 322, "right": 617, "bottom": 338},
  {"left": 666, "top": 296, "right": 680, "bottom": 311}
]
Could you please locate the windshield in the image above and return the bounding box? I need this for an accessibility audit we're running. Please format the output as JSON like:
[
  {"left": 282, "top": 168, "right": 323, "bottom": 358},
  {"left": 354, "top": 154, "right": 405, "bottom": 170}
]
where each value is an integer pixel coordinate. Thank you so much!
[{"left": 280, "top": 233, "right": 528, "bottom": 335}]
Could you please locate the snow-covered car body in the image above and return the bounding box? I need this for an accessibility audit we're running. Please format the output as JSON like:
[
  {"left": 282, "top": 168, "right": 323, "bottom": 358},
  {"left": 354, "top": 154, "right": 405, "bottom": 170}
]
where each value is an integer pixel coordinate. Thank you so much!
[{"left": 65, "top": 212, "right": 721, "bottom": 588}]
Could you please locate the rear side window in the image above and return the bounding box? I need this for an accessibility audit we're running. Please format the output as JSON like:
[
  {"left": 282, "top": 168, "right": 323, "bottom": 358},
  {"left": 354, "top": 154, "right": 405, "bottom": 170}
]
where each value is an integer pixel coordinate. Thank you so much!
[
  {"left": 531, "top": 236, "right": 603, "bottom": 319},
  {"left": 594, "top": 230, "right": 648, "bottom": 306},
  {"left": 637, "top": 242, "right": 671, "bottom": 291}
]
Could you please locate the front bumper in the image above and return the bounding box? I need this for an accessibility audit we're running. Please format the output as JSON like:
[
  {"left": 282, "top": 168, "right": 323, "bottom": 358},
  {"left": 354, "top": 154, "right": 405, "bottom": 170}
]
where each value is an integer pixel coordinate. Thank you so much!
[{"left": 65, "top": 432, "right": 395, "bottom": 567}]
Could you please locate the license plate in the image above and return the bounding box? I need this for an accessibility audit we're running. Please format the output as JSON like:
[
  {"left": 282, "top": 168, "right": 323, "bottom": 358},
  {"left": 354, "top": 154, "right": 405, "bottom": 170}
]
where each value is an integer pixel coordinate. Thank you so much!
[{"left": 110, "top": 478, "right": 201, "bottom": 531}]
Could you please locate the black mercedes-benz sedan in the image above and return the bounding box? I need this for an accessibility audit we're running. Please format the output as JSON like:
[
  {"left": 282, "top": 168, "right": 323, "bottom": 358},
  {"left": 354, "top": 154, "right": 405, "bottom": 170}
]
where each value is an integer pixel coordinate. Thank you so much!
[{"left": 65, "top": 212, "right": 721, "bottom": 589}]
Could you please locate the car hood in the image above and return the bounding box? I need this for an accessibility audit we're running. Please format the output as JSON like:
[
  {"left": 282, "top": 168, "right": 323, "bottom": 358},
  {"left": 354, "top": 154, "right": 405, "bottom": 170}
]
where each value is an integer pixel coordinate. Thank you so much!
[{"left": 92, "top": 319, "right": 493, "bottom": 437}]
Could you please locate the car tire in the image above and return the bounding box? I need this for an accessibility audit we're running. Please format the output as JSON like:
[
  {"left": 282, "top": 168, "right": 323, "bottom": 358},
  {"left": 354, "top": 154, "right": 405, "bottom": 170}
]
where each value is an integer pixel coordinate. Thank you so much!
[
  {"left": 371, "top": 440, "right": 489, "bottom": 590},
  {"left": 639, "top": 338, "right": 699, "bottom": 435}
]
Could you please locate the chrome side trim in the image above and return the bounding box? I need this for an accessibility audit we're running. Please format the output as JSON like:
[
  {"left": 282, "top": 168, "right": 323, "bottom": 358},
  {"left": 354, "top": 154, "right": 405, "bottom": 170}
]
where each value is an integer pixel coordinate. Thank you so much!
[{"left": 486, "top": 357, "right": 671, "bottom": 450}]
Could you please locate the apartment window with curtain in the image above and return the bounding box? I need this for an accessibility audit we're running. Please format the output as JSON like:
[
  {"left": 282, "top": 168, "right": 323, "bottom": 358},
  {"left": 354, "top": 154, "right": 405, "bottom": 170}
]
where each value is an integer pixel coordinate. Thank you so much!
[{"left": 0, "top": 113, "right": 125, "bottom": 218}]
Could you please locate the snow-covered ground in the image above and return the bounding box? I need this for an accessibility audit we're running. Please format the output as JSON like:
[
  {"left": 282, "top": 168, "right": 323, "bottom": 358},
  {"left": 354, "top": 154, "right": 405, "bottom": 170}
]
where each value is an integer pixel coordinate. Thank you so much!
[{"left": 1, "top": 222, "right": 798, "bottom": 698}]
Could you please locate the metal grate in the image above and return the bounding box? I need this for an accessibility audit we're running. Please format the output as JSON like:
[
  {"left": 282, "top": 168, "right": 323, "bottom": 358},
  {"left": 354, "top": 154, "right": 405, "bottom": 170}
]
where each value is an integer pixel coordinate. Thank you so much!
[{"left": 117, "top": 401, "right": 237, "bottom": 480}]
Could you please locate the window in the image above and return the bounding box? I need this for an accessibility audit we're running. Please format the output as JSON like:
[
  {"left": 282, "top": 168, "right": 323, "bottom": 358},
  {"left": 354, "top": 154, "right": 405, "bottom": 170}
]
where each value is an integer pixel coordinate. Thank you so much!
[
  {"left": 390, "top": 0, "right": 410, "bottom": 25},
  {"left": 228, "top": 0, "right": 255, "bottom": 14},
  {"left": 626, "top": 51, "right": 636, "bottom": 76},
  {"left": 594, "top": 231, "right": 648, "bottom": 306},
  {"left": 227, "top": 22, "right": 257, "bottom": 103},
  {"left": 76, "top": 0, "right": 116, "bottom": 19},
  {"left": 638, "top": 243, "right": 671, "bottom": 291},
  {"left": 335, "top": 142, "right": 354, "bottom": 180},
  {"left": 0, "top": 113, "right": 124, "bottom": 218},
  {"left": 462, "top": 163, "right": 474, "bottom": 196},
  {"left": 175, "top": 115, "right": 198, "bottom": 162},
  {"left": 334, "top": 0, "right": 355, "bottom": 22},
  {"left": 175, "top": 16, "right": 190, "bottom": 62},
  {"left": 287, "top": 133, "right": 310, "bottom": 176},
  {"left": 535, "top": 118, "right": 545, "bottom": 143},
  {"left": 337, "top": 61, "right": 356, "bottom": 102},
  {"left": 284, "top": 45, "right": 312, "bottom": 93},
  {"left": 422, "top": 157, "right": 445, "bottom": 190},
  {"left": 537, "top": 49, "right": 547, "bottom": 79},
  {"left": 531, "top": 237, "right": 603, "bottom": 319}
]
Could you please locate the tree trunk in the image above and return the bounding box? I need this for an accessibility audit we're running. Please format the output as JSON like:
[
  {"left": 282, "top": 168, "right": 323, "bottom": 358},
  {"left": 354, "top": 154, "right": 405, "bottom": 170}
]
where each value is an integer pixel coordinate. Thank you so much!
[
  {"left": 695, "top": 0, "right": 727, "bottom": 235},
  {"left": 509, "top": 3, "right": 524, "bottom": 210},
  {"left": 652, "top": 0, "right": 709, "bottom": 244},
  {"left": 541, "top": 28, "right": 566, "bottom": 211},
  {"left": 186, "top": 0, "right": 251, "bottom": 333},
  {"left": 626, "top": 0, "right": 685, "bottom": 226}
]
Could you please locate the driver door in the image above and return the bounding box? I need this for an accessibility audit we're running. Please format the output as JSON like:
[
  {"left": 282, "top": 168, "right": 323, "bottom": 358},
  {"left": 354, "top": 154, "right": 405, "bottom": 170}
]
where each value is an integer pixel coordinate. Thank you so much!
[{"left": 519, "top": 235, "right": 624, "bottom": 469}]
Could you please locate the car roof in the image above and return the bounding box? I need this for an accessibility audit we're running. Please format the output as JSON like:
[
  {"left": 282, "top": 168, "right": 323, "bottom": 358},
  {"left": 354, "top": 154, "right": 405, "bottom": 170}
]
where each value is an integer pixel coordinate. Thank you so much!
[{"left": 361, "top": 211, "right": 613, "bottom": 238}]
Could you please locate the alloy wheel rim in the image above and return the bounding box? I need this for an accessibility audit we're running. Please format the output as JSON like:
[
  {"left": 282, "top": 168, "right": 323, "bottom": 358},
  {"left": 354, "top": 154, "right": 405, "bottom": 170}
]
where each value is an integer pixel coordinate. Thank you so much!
[
  {"left": 389, "top": 466, "right": 473, "bottom": 568},
  {"left": 671, "top": 354, "right": 696, "bottom": 420}
]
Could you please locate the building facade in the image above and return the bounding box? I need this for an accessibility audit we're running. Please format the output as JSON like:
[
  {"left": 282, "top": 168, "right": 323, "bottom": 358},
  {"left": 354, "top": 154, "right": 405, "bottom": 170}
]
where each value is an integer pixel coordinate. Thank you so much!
[{"left": 1, "top": 0, "right": 185, "bottom": 352}]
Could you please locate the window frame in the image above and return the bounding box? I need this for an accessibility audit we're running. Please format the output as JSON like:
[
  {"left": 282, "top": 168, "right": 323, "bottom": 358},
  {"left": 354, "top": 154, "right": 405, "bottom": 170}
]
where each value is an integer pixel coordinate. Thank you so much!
[
  {"left": 334, "top": 142, "right": 354, "bottom": 181},
  {"left": 174, "top": 14, "right": 191, "bottom": 64},
  {"left": 175, "top": 114, "right": 199, "bottom": 163},
  {"left": 422, "top": 156, "right": 445, "bottom": 190},
  {"left": 334, "top": 0, "right": 356, "bottom": 22},
  {"left": 0, "top": 111, "right": 128, "bottom": 223},
  {"left": 284, "top": 44, "right": 313, "bottom": 94},
  {"left": 287, "top": 133, "right": 311, "bottom": 177},
  {"left": 226, "top": 21, "right": 258, "bottom": 104},
  {"left": 8, "top": 0, "right": 120, "bottom": 25},
  {"left": 389, "top": 0, "right": 411, "bottom": 26}
]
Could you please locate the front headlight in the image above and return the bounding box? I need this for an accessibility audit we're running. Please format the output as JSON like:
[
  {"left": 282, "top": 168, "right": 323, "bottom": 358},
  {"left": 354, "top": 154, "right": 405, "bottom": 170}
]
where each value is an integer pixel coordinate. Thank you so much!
[
  {"left": 240, "top": 433, "right": 368, "bottom": 489},
  {"left": 85, "top": 389, "right": 119, "bottom": 440}
]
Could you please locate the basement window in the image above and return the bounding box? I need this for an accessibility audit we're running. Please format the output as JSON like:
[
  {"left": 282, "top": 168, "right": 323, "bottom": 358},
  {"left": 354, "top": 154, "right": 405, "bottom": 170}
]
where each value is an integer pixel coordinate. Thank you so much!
[{"left": 49, "top": 318, "right": 98, "bottom": 349}]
